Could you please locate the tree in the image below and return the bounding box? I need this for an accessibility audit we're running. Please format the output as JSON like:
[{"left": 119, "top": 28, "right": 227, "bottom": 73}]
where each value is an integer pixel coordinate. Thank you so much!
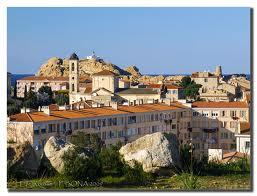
[
  {"left": 54, "top": 94, "right": 69, "bottom": 106},
  {"left": 24, "top": 85, "right": 27, "bottom": 100},
  {"left": 180, "top": 76, "right": 202, "bottom": 100},
  {"left": 70, "top": 132, "right": 103, "bottom": 153},
  {"left": 13, "top": 82, "right": 17, "bottom": 98},
  {"left": 38, "top": 86, "right": 54, "bottom": 106},
  {"left": 23, "top": 88, "right": 38, "bottom": 109},
  {"left": 180, "top": 76, "right": 192, "bottom": 88}
]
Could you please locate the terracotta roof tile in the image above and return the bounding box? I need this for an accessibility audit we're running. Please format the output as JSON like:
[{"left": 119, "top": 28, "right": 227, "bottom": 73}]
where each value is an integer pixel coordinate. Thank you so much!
[
  {"left": 18, "top": 76, "right": 69, "bottom": 81},
  {"left": 192, "top": 101, "right": 248, "bottom": 108},
  {"left": 9, "top": 103, "right": 187, "bottom": 123},
  {"left": 148, "top": 83, "right": 182, "bottom": 89},
  {"left": 92, "top": 70, "right": 118, "bottom": 76}
]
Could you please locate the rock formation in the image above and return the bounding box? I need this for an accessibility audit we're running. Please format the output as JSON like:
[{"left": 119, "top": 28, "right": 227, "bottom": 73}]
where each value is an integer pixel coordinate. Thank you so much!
[
  {"left": 36, "top": 57, "right": 134, "bottom": 77},
  {"left": 7, "top": 142, "right": 39, "bottom": 177},
  {"left": 119, "top": 132, "right": 180, "bottom": 174},
  {"left": 44, "top": 136, "right": 75, "bottom": 173},
  {"left": 125, "top": 65, "right": 142, "bottom": 78}
]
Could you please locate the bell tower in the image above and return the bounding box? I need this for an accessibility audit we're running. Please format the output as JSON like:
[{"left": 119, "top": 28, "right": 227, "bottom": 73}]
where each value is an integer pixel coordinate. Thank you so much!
[{"left": 69, "top": 53, "right": 79, "bottom": 94}]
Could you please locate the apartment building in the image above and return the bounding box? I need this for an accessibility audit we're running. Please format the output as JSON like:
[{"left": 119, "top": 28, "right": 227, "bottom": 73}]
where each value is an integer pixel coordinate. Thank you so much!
[
  {"left": 7, "top": 102, "right": 190, "bottom": 155},
  {"left": 189, "top": 101, "right": 249, "bottom": 158},
  {"left": 17, "top": 76, "right": 69, "bottom": 98},
  {"left": 7, "top": 100, "right": 249, "bottom": 158}
]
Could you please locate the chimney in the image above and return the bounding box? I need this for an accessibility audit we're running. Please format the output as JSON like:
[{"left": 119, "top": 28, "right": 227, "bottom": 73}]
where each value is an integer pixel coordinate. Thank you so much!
[
  {"left": 21, "top": 107, "right": 26, "bottom": 113},
  {"left": 110, "top": 101, "right": 118, "bottom": 110},
  {"left": 164, "top": 98, "right": 171, "bottom": 106},
  {"left": 38, "top": 106, "right": 41, "bottom": 112},
  {"left": 41, "top": 106, "right": 51, "bottom": 115}
]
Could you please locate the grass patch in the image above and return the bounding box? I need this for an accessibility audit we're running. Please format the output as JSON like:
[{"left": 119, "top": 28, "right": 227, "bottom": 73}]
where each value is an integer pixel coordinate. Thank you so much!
[{"left": 8, "top": 173, "right": 251, "bottom": 191}]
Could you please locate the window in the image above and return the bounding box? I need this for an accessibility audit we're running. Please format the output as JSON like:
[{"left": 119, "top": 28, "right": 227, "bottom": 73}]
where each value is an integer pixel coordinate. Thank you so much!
[
  {"left": 221, "top": 121, "right": 227, "bottom": 128},
  {"left": 240, "top": 111, "right": 246, "bottom": 118},
  {"left": 97, "top": 119, "right": 101, "bottom": 127},
  {"left": 85, "top": 120, "right": 90, "bottom": 128},
  {"left": 74, "top": 122, "right": 78, "bottom": 130},
  {"left": 172, "top": 112, "right": 176, "bottom": 119},
  {"left": 151, "top": 126, "right": 158, "bottom": 133},
  {"left": 72, "top": 63, "right": 74, "bottom": 71},
  {"left": 72, "top": 84, "right": 75, "bottom": 91},
  {"left": 102, "top": 132, "right": 106, "bottom": 140},
  {"left": 127, "top": 128, "right": 137, "bottom": 136},
  {"left": 211, "top": 111, "right": 219, "bottom": 117},
  {"left": 112, "top": 118, "right": 117, "bottom": 126},
  {"left": 230, "top": 111, "right": 236, "bottom": 117},
  {"left": 118, "top": 130, "right": 125, "bottom": 138},
  {"left": 109, "top": 131, "right": 117, "bottom": 138},
  {"left": 91, "top": 120, "right": 95, "bottom": 128},
  {"left": 48, "top": 124, "right": 55, "bottom": 133},
  {"left": 68, "top": 122, "right": 72, "bottom": 130},
  {"left": 102, "top": 119, "right": 106, "bottom": 127},
  {"left": 172, "top": 124, "right": 176, "bottom": 129},
  {"left": 202, "top": 112, "right": 209, "bottom": 117},
  {"left": 221, "top": 111, "right": 226, "bottom": 117},
  {"left": 221, "top": 132, "right": 228, "bottom": 139},
  {"left": 34, "top": 130, "right": 39, "bottom": 135},
  {"left": 230, "top": 132, "right": 235, "bottom": 139},
  {"left": 80, "top": 121, "right": 84, "bottom": 129},
  {"left": 245, "top": 141, "right": 250, "bottom": 149},
  {"left": 193, "top": 111, "right": 199, "bottom": 116},
  {"left": 128, "top": 116, "right": 137, "bottom": 124},
  {"left": 194, "top": 143, "right": 200, "bottom": 150},
  {"left": 57, "top": 124, "right": 60, "bottom": 132},
  {"left": 204, "top": 78, "right": 208, "bottom": 82},
  {"left": 62, "top": 123, "right": 66, "bottom": 131}
]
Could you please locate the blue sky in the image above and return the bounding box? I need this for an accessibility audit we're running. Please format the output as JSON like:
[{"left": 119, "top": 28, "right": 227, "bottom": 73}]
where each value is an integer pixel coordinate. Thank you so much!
[{"left": 8, "top": 7, "right": 250, "bottom": 75}]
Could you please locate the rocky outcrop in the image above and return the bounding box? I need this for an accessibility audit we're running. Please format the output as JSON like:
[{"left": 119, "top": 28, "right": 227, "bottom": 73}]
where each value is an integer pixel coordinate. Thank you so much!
[
  {"left": 125, "top": 65, "right": 142, "bottom": 78},
  {"left": 44, "top": 136, "right": 75, "bottom": 173},
  {"left": 138, "top": 75, "right": 165, "bottom": 84},
  {"left": 36, "top": 57, "right": 136, "bottom": 77},
  {"left": 119, "top": 132, "right": 180, "bottom": 174},
  {"left": 7, "top": 142, "right": 39, "bottom": 176}
]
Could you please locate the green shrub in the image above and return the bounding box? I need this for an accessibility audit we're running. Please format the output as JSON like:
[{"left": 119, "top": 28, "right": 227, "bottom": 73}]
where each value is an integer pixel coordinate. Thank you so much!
[
  {"left": 62, "top": 149, "right": 102, "bottom": 181},
  {"left": 99, "top": 144, "right": 124, "bottom": 176},
  {"left": 123, "top": 161, "right": 154, "bottom": 185},
  {"left": 177, "top": 172, "right": 200, "bottom": 190}
]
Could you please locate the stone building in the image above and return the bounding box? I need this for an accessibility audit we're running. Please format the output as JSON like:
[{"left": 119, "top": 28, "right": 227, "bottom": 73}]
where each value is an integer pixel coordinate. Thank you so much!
[{"left": 147, "top": 83, "right": 185, "bottom": 101}]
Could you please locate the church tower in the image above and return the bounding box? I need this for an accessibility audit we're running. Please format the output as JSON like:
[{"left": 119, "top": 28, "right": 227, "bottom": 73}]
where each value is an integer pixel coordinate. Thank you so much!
[
  {"left": 69, "top": 53, "right": 79, "bottom": 95},
  {"left": 215, "top": 65, "right": 222, "bottom": 77}
]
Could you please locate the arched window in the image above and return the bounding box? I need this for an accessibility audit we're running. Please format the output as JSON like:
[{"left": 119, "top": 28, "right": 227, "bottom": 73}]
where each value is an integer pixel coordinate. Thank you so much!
[{"left": 72, "top": 63, "right": 75, "bottom": 71}]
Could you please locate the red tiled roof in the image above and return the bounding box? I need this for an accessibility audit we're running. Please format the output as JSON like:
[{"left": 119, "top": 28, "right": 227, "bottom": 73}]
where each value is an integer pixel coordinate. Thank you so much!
[
  {"left": 18, "top": 76, "right": 69, "bottom": 81},
  {"left": 192, "top": 101, "right": 248, "bottom": 108},
  {"left": 92, "top": 70, "right": 118, "bottom": 76},
  {"left": 148, "top": 83, "right": 182, "bottom": 89},
  {"left": 9, "top": 103, "right": 188, "bottom": 123}
]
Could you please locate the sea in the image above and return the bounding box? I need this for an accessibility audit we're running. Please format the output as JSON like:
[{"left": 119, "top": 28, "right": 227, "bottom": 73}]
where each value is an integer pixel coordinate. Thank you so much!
[{"left": 11, "top": 73, "right": 251, "bottom": 86}]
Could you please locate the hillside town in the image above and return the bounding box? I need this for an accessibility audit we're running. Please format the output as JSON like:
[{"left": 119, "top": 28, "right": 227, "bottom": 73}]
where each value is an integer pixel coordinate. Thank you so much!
[{"left": 7, "top": 52, "right": 251, "bottom": 190}]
